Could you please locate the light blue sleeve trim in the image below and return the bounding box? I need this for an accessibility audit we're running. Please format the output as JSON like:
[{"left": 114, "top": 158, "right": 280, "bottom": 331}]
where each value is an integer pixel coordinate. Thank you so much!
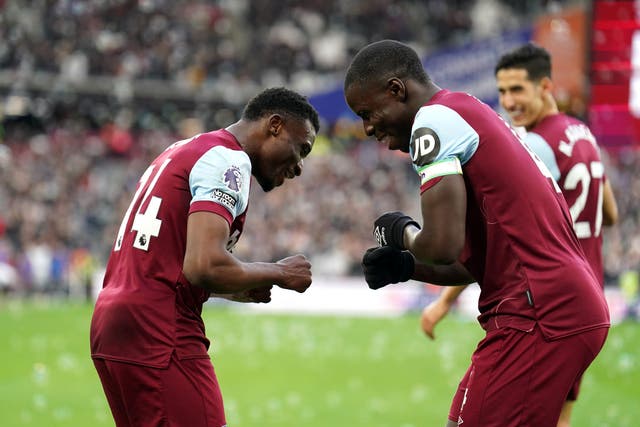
[
  {"left": 524, "top": 132, "right": 560, "bottom": 181},
  {"left": 411, "top": 104, "right": 479, "bottom": 166},
  {"left": 189, "top": 146, "right": 251, "bottom": 219}
]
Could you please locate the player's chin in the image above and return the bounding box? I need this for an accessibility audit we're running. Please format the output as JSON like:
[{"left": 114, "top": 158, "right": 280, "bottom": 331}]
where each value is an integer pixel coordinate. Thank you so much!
[
  {"left": 390, "top": 139, "right": 410, "bottom": 153},
  {"left": 271, "top": 174, "right": 288, "bottom": 189},
  {"left": 257, "top": 176, "right": 277, "bottom": 192},
  {"left": 509, "top": 115, "right": 527, "bottom": 127}
]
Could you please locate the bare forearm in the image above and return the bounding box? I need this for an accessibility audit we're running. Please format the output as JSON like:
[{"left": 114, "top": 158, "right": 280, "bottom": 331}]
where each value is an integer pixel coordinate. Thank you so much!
[
  {"left": 185, "top": 257, "right": 283, "bottom": 293},
  {"left": 405, "top": 225, "right": 461, "bottom": 265},
  {"left": 184, "top": 212, "right": 311, "bottom": 294},
  {"left": 438, "top": 284, "right": 469, "bottom": 302},
  {"left": 412, "top": 260, "right": 474, "bottom": 286}
]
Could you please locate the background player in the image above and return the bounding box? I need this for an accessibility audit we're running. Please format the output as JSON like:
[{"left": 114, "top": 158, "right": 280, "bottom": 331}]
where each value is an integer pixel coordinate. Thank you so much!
[
  {"left": 90, "top": 87, "right": 319, "bottom": 427},
  {"left": 346, "top": 39, "right": 610, "bottom": 427},
  {"left": 419, "top": 43, "right": 619, "bottom": 427}
]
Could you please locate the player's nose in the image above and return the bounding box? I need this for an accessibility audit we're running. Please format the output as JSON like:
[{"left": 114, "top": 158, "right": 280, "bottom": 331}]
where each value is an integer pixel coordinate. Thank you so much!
[{"left": 500, "top": 93, "right": 515, "bottom": 110}]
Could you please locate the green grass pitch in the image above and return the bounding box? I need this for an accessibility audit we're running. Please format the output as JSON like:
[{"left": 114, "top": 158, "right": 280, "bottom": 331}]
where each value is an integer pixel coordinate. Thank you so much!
[{"left": 0, "top": 300, "right": 638, "bottom": 426}]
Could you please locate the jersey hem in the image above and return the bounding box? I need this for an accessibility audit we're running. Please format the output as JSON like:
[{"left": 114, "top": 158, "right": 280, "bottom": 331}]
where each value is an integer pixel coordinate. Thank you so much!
[
  {"left": 538, "top": 322, "right": 610, "bottom": 342},
  {"left": 91, "top": 353, "right": 172, "bottom": 369}
]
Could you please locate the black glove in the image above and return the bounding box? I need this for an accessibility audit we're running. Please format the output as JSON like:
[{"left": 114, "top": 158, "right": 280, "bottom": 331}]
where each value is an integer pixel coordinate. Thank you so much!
[
  {"left": 373, "top": 211, "right": 420, "bottom": 250},
  {"left": 361, "top": 246, "right": 415, "bottom": 290}
]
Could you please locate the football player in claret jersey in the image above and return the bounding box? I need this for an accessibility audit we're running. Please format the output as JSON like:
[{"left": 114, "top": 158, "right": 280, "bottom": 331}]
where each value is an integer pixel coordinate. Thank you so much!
[
  {"left": 418, "top": 43, "right": 619, "bottom": 427},
  {"left": 344, "top": 40, "right": 610, "bottom": 427},
  {"left": 90, "top": 87, "right": 319, "bottom": 427}
]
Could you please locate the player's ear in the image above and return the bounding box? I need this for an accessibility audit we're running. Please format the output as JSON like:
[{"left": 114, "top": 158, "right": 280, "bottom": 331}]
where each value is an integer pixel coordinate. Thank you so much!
[
  {"left": 387, "top": 77, "right": 407, "bottom": 101},
  {"left": 539, "top": 77, "right": 555, "bottom": 106},
  {"left": 540, "top": 76, "right": 553, "bottom": 94},
  {"left": 268, "top": 114, "right": 283, "bottom": 137}
]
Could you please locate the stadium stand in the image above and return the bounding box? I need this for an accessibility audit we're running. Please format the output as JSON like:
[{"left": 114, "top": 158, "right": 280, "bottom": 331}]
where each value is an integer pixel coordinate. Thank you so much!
[{"left": 0, "top": 0, "right": 637, "bottom": 314}]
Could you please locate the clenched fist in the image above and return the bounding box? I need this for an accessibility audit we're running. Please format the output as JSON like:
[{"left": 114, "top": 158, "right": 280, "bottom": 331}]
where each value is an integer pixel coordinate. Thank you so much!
[
  {"left": 361, "top": 246, "right": 414, "bottom": 289},
  {"left": 275, "top": 254, "right": 312, "bottom": 293}
]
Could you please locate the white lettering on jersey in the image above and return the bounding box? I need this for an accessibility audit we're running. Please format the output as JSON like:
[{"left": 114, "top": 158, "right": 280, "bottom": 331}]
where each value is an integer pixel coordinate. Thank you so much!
[
  {"left": 558, "top": 124, "right": 597, "bottom": 157},
  {"left": 563, "top": 160, "right": 604, "bottom": 238}
]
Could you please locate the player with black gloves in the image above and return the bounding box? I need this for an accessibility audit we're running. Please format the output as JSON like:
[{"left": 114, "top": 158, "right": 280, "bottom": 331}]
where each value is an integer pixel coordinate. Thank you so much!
[
  {"left": 346, "top": 39, "right": 610, "bottom": 427},
  {"left": 362, "top": 211, "right": 473, "bottom": 290}
]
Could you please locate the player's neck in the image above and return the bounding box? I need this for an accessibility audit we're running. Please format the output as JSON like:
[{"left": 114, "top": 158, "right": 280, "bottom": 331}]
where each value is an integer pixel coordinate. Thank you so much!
[{"left": 225, "top": 120, "right": 248, "bottom": 149}]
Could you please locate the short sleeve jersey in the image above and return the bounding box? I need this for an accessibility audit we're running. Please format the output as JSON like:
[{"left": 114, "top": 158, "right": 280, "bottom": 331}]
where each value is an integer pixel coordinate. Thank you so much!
[
  {"left": 90, "top": 129, "right": 251, "bottom": 367},
  {"left": 525, "top": 114, "right": 607, "bottom": 286},
  {"left": 411, "top": 90, "right": 609, "bottom": 340}
]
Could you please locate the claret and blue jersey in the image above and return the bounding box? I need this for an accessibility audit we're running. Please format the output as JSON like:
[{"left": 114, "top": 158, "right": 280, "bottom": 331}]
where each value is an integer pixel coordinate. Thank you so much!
[
  {"left": 526, "top": 114, "right": 608, "bottom": 285},
  {"left": 91, "top": 129, "right": 251, "bottom": 368},
  {"left": 409, "top": 89, "right": 609, "bottom": 339}
]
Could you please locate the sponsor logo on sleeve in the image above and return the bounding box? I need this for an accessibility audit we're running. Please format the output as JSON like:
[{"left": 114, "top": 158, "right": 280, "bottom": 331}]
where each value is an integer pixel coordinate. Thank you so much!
[
  {"left": 212, "top": 189, "right": 238, "bottom": 210},
  {"left": 411, "top": 127, "right": 440, "bottom": 166},
  {"left": 223, "top": 166, "right": 243, "bottom": 192}
]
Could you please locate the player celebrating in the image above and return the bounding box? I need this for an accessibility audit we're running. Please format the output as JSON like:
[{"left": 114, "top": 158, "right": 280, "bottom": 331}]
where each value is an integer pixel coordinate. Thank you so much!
[
  {"left": 419, "top": 43, "right": 619, "bottom": 427},
  {"left": 345, "top": 40, "right": 610, "bottom": 426},
  {"left": 90, "top": 87, "right": 319, "bottom": 427},
  {"left": 497, "top": 43, "right": 618, "bottom": 283}
]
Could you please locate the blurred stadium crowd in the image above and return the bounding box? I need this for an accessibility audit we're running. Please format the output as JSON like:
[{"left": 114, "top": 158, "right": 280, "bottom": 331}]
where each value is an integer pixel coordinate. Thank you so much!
[{"left": 0, "top": 0, "right": 638, "bottom": 307}]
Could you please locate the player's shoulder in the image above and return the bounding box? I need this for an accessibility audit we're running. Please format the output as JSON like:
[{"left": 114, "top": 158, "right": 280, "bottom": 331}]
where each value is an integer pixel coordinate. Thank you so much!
[
  {"left": 557, "top": 112, "right": 586, "bottom": 125},
  {"left": 414, "top": 102, "right": 476, "bottom": 137},
  {"left": 538, "top": 113, "right": 597, "bottom": 143},
  {"left": 191, "top": 129, "right": 243, "bottom": 152},
  {"left": 424, "top": 90, "right": 495, "bottom": 124},
  {"left": 426, "top": 90, "right": 477, "bottom": 109},
  {"left": 411, "top": 94, "right": 482, "bottom": 168},
  {"left": 540, "top": 112, "right": 588, "bottom": 131},
  {"left": 167, "top": 130, "right": 247, "bottom": 164},
  {"left": 418, "top": 91, "right": 475, "bottom": 123}
]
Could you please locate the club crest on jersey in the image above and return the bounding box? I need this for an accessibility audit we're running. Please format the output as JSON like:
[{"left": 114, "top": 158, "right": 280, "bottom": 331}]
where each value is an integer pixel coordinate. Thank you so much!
[
  {"left": 411, "top": 127, "right": 440, "bottom": 166},
  {"left": 223, "top": 166, "right": 243, "bottom": 192}
]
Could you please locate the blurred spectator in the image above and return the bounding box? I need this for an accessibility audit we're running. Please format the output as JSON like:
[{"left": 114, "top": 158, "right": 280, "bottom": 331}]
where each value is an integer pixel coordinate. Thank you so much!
[{"left": 0, "top": 0, "right": 547, "bottom": 96}]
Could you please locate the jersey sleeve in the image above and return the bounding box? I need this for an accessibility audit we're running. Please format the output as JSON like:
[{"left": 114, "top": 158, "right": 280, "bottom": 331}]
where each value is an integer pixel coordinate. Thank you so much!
[
  {"left": 410, "top": 105, "right": 479, "bottom": 192},
  {"left": 524, "top": 132, "right": 561, "bottom": 181},
  {"left": 188, "top": 146, "right": 251, "bottom": 225}
]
